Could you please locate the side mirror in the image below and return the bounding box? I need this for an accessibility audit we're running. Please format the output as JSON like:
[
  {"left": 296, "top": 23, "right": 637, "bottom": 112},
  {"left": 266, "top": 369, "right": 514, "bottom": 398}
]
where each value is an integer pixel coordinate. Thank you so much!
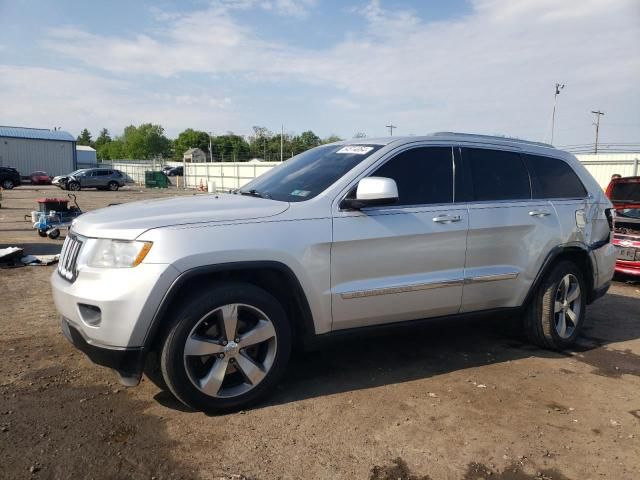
[{"left": 340, "top": 176, "right": 399, "bottom": 210}]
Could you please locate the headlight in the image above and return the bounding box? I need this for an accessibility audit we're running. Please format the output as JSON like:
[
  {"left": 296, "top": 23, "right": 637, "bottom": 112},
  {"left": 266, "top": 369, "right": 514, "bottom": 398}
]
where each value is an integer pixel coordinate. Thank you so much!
[{"left": 85, "top": 239, "right": 152, "bottom": 268}]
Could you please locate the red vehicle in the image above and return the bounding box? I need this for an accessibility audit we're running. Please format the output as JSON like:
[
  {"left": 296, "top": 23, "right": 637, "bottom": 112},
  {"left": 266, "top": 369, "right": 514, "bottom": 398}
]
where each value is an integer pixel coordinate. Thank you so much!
[
  {"left": 605, "top": 176, "right": 640, "bottom": 277},
  {"left": 29, "top": 171, "right": 52, "bottom": 185}
]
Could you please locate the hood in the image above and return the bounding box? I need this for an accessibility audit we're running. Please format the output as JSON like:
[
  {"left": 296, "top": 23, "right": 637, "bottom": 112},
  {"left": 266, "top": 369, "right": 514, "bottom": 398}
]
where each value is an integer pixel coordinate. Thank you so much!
[{"left": 71, "top": 193, "right": 290, "bottom": 240}]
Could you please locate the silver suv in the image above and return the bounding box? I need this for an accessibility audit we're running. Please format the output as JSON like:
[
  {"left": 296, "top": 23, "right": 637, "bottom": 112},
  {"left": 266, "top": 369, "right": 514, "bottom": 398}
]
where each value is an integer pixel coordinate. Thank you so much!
[
  {"left": 52, "top": 168, "right": 126, "bottom": 191},
  {"left": 51, "top": 133, "right": 616, "bottom": 412}
]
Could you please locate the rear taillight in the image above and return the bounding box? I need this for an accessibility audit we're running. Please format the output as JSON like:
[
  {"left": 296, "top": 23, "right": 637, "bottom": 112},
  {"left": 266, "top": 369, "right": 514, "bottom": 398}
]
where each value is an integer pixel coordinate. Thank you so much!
[{"left": 605, "top": 208, "right": 615, "bottom": 231}]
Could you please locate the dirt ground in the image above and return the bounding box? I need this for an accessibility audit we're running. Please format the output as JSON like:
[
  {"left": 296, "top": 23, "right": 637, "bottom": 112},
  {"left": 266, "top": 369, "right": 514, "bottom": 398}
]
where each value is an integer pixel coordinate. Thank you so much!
[{"left": 1, "top": 185, "right": 639, "bottom": 480}]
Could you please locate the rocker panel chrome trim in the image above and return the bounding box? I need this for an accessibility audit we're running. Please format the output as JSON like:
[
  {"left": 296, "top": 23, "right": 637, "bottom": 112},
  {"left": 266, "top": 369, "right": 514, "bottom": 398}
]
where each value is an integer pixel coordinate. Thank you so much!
[{"left": 340, "top": 278, "right": 464, "bottom": 299}]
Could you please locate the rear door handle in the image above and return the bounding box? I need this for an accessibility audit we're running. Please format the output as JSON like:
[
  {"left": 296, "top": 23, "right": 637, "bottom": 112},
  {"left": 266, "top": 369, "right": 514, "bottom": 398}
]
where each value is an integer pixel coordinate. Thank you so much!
[
  {"left": 529, "top": 210, "right": 551, "bottom": 217},
  {"left": 433, "top": 214, "right": 462, "bottom": 224}
]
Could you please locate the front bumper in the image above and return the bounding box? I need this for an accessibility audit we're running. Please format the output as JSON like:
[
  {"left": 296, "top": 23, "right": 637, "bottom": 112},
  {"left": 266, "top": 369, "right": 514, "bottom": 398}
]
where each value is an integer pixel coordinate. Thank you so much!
[
  {"left": 51, "top": 262, "right": 180, "bottom": 348},
  {"left": 61, "top": 317, "right": 144, "bottom": 383}
]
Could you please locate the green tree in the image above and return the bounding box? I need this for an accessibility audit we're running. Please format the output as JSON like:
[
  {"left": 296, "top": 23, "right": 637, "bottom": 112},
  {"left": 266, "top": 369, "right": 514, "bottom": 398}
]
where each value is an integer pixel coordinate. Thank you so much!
[
  {"left": 248, "top": 126, "right": 272, "bottom": 159},
  {"left": 94, "top": 128, "right": 112, "bottom": 160},
  {"left": 322, "top": 134, "right": 343, "bottom": 144},
  {"left": 76, "top": 128, "right": 93, "bottom": 147},
  {"left": 299, "top": 130, "right": 320, "bottom": 149},
  {"left": 122, "top": 123, "right": 171, "bottom": 159},
  {"left": 174, "top": 129, "right": 211, "bottom": 160},
  {"left": 213, "top": 134, "right": 250, "bottom": 162}
]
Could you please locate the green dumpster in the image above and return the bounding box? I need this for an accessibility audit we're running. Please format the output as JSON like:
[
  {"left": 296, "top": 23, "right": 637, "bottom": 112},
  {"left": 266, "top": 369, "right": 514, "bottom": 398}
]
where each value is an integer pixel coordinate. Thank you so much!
[{"left": 145, "top": 171, "right": 169, "bottom": 189}]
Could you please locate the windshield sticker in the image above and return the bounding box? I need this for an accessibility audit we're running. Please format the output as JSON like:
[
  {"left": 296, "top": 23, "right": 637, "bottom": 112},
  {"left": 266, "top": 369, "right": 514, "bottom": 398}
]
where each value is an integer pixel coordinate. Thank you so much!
[
  {"left": 291, "top": 190, "right": 311, "bottom": 197},
  {"left": 336, "top": 146, "right": 375, "bottom": 155}
]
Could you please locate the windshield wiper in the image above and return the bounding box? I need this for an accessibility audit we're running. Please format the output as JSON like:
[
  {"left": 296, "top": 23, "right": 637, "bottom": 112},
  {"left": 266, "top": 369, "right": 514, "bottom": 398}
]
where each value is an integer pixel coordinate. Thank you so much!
[{"left": 239, "top": 189, "right": 270, "bottom": 199}]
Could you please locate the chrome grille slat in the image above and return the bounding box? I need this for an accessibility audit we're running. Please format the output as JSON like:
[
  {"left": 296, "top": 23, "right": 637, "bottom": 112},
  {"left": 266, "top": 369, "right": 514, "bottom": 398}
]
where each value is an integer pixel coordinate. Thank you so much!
[{"left": 58, "top": 234, "right": 83, "bottom": 282}]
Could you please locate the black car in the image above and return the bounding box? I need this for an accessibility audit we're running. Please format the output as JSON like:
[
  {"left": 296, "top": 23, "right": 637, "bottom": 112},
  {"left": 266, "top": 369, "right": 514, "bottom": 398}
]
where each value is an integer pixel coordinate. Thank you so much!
[
  {"left": 0, "top": 166, "right": 21, "bottom": 189},
  {"left": 166, "top": 166, "right": 184, "bottom": 176}
]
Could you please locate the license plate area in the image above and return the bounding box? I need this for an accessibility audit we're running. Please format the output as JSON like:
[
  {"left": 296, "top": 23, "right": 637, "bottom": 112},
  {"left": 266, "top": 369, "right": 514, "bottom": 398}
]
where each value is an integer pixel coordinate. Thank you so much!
[{"left": 615, "top": 246, "right": 637, "bottom": 261}]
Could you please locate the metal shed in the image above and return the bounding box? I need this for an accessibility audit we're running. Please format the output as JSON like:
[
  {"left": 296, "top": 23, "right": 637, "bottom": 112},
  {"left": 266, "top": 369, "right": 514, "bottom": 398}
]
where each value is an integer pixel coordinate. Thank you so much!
[
  {"left": 0, "top": 126, "right": 76, "bottom": 177},
  {"left": 76, "top": 145, "right": 98, "bottom": 168}
]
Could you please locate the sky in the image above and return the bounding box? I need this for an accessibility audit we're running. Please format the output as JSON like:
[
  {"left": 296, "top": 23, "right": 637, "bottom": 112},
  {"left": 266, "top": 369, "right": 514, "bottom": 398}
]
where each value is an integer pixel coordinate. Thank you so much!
[{"left": 0, "top": 0, "right": 638, "bottom": 147}]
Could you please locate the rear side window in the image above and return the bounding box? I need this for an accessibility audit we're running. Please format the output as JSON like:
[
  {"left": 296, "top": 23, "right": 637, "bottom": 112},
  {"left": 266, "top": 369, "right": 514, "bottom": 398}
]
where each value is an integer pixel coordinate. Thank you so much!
[
  {"left": 372, "top": 147, "right": 453, "bottom": 206},
  {"left": 524, "top": 154, "right": 587, "bottom": 199},
  {"left": 96, "top": 170, "right": 112, "bottom": 176},
  {"left": 463, "top": 148, "right": 531, "bottom": 201}
]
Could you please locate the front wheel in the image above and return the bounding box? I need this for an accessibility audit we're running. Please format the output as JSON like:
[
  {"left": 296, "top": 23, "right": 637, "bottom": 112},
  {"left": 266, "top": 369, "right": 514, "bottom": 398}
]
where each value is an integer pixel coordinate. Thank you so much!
[
  {"left": 107, "top": 181, "right": 119, "bottom": 191},
  {"left": 523, "top": 261, "right": 586, "bottom": 350},
  {"left": 2, "top": 179, "right": 15, "bottom": 189},
  {"left": 160, "top": 282, "right": 291, "bottom": 413},
  {"left": 67, "top": 181, "right": 80, "bottom": 191}
]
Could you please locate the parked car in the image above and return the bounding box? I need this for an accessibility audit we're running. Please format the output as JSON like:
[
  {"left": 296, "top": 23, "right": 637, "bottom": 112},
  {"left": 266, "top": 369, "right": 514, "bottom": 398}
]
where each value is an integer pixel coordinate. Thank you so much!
[
  {"left": 605, "top": 176, "right": 640, "bottom": 277},
  {"left": 162, "top": 166, "right": 174, "bottom": 174},
  {"left": 166, "top": 166, "right": 183, "bottom": 176},
  {"left": 51, "top": 133, "right": 615, "bottom": 413},
  {"left": 29, "top": 171, "right": 52, "bottom": 185},
  {"left": 0, "top": 166, "right": 21, "bottom": 189},
  {"left": 52, "top": 168, "right": 126, "bottom": 191}
]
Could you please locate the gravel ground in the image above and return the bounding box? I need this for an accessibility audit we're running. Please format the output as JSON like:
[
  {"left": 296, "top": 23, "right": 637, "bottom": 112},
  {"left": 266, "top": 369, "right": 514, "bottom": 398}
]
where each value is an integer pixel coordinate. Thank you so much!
[{"left": 1, "top": 185, "right": 639, "bottom": 480}]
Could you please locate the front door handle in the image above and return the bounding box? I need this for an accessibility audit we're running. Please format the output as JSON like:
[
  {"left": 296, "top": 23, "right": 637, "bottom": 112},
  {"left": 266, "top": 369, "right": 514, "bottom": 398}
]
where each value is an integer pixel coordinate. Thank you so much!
[
  {"left": 433, "top": 214, "right": 462, "bottom": 224},
  {"left": 529, "top": 210, "right": 551, "bottom": 217}
]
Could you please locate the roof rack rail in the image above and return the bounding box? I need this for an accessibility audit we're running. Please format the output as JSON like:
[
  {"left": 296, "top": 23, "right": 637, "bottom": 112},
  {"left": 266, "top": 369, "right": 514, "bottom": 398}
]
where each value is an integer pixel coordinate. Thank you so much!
[{"left": 431, "top": 132, "right": 555, "bottom": 149}]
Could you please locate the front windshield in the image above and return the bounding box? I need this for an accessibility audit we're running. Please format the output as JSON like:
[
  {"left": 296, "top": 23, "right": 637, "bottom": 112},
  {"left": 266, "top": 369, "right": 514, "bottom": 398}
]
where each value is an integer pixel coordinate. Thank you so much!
[
  {"left": 239, "top": 144, "right": 382, "bottom": 202},
  {"left": 69, "top": 169, "right": 84, "bottom": 176}
]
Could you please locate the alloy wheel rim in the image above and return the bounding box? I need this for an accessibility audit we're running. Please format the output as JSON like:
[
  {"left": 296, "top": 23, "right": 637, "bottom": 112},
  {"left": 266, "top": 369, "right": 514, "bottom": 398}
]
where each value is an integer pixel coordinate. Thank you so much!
[
  {"left": 183, "top": 303, "right": 277, "bottom": 398},
  {"left": 553, "top": 274, "right": 581, "bottom": 339},
  {"left": 2, "top": 180, "right": 13, "bottom": 189}
]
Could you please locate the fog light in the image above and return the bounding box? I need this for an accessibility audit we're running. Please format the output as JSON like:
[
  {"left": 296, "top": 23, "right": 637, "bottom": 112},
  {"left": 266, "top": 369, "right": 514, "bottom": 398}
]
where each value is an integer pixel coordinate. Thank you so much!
[{"left": 78, "top": 304, "right": 102, "bottom": 327}]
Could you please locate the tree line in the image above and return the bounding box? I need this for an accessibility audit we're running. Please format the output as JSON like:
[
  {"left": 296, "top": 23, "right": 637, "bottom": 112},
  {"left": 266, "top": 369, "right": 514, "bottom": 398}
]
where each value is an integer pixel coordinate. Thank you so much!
[{"left": 76, "top": 124, "right": 345, "bottom": 162}]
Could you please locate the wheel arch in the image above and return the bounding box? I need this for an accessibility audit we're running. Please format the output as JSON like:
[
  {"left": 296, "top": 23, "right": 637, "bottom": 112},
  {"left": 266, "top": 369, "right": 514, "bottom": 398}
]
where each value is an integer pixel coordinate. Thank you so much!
[
  {"left": 523, "top": 244, "right": 596, "bottom": 308},
  {"left": 143, "top": 261, "right": 316, "bottom": 353}
]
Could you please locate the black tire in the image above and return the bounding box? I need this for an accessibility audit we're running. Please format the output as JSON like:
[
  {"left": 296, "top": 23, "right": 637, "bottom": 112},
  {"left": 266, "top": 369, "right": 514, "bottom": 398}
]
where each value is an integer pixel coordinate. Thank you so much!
[
  {"left": 47, "top": 229, "right": 60, "bottom": 240},
  {"left": 108, "top": 181, "right": 119, "bottom": 191},
  {"left": 143, "top": 350, "right": 169, "bottom": 391},
  {"left": 37, "top": 229, "right": 47, "bottom": 238},
  {"left": 160, "top": 282, "right": 291, "bottom": 413},
  {"left": 68, "top": 181, "right": 80, "bottom": 191},
  {"left": 523, "top": 260, "right": 586, "bottom": 350},
  {"left": 2, "top": 179, "right": 15, "bottom": 190}
]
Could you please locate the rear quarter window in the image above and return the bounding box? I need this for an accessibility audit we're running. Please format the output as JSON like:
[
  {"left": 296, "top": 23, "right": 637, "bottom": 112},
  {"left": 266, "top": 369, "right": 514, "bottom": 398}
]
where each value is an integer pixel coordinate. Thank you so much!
[{"left": 524, "top": 154, "right": 587, "bottom": 199}]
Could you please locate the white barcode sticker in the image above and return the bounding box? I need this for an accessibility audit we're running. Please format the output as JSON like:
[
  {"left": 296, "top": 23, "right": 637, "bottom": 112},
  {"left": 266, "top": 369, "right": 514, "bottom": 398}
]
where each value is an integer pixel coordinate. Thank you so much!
[{"left": 336, "top": 146, "right": 374, "bottom": 155}]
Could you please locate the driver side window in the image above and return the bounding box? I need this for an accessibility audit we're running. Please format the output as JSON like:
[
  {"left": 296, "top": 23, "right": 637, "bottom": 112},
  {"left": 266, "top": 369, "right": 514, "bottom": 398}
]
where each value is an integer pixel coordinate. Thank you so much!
[{"left": 372, "top": 147, "right": 454, "bottom": 206}]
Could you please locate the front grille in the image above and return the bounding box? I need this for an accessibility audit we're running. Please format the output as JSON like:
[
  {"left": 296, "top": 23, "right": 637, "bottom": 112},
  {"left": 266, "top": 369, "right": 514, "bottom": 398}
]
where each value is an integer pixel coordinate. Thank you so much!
[{"left": 58, "top": 234, "right": 83, "bottom": 282}]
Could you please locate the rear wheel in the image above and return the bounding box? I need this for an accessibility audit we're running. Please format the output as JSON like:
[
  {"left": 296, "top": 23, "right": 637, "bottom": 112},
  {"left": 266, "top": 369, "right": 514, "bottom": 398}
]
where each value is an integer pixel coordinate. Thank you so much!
[
  {"left": 68, "top": 181, "right": 80, "bottom": 191},
  {"left": 160, "top": 282, "right": 291, "bottom": 413},
  {"left": 2, "top": 179, "right": 15, "bottom": 189},
  {"left": 108, "top": 181, "right": 119, "bottom": 191},
  {"left": 524, "top": 261, "right": 586, "bottom": 350}
]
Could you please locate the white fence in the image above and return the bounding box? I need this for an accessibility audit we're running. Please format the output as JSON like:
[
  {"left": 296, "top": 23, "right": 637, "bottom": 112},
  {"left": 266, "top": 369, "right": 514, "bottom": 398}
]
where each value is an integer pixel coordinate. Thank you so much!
[
  {"left": 101, "top": 160, "right": 181, "bottom": 185},
  {"left": 102, "top": 153, "right": 640, "bottom": 192},
  {"left": 575, "top": 153, "right": 639, "bottom": 188},
  {"left": 183, "top": 162, "right": 279, "bottom": 190}
]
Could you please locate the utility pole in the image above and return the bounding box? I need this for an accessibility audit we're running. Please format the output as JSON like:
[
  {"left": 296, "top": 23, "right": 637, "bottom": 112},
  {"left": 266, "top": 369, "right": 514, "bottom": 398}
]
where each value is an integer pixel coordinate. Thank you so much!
[
  {"left": 550, "top": 83, "right": 564, "bottom": 145},
  {"left": 280, "top": 125, "right": 284, "bottom": 162},
  {"left": 208, "top": 132, "right": 213, "bottom": 162},
  {"left": 591, "top": 110, "right": 605, "bottom": 154},
  {"left": 386, "top": 123, "right": 397, "bottom": 136}
]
